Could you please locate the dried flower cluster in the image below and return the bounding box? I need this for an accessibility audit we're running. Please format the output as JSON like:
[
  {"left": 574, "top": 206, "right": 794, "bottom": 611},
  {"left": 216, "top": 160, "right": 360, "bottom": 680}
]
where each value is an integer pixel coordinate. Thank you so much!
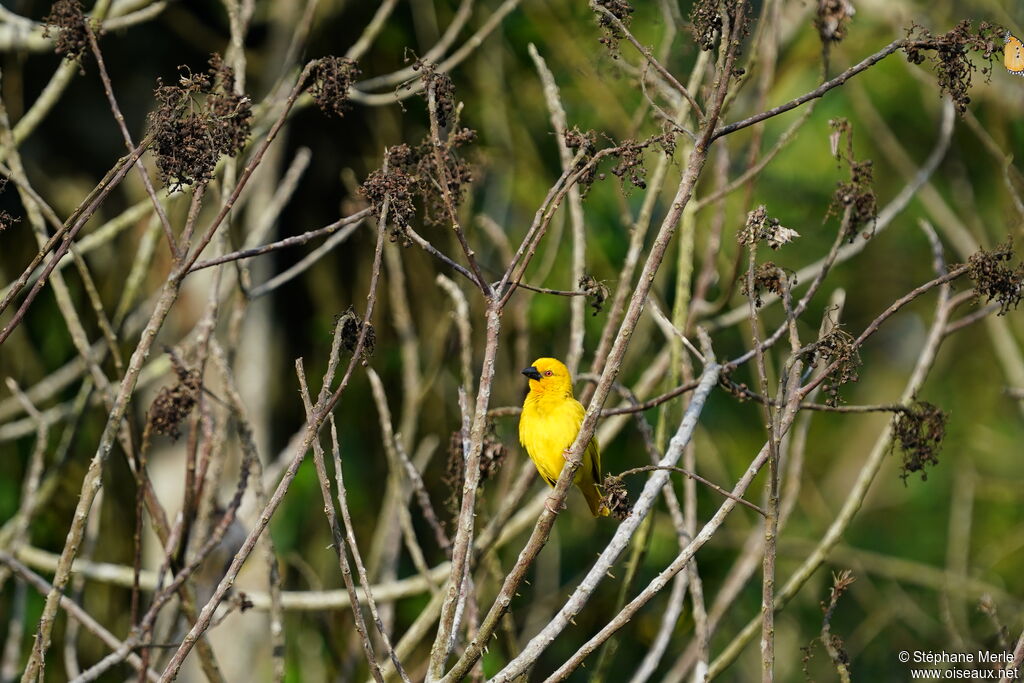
[
  {"left": 311, "top": 56, "right": 361, "bottom": 118},
  {"left": 804, "top": 329, "right": 861, "bottom": 406},
  {"left": 659, "top": 124, "right": 678, "bottom": 158},
  {"left": 738, "top": 205, "right": 798, "bottom": 249},
  {"left": 827, "top": 119, "right": 877, "bottom": 240},
  {"left": 147, "top": 55, "right": 252, "bottom": 190},
  {"left": 692, "top": 0, "right": 749, "bottom": 52},
  {"left": 147, "top": 356, "right": 201, "bottom": 440},
  {"left": 564, "top": 126, "right": 598, "bottom": 156},
  {"left": 414, "top": 60, "right": 457, "bottom": 128},
  {"left": 42, "top": 0, "right": 91, "bottom": 70},
  {"left": 359, "top": 156, "right": 417, "bottom": 243},
  {"left": 0, "top": 180, "right": 16, "bottom": 231},
  {"left": 564, "top": 127, "right": 599, "bottom": 193},
  {"left": 592, "top": 0, "right": 634, "bottom": 57},
  {"left": 443, "top": 426, "right": 508, "bottom": 517},
  {"left": 336, "top": 306, "right": 376, "bottom": 361},
  {"left": 892, "top": 401, "right": 947, "bottom": 482},
  {"left": 443, "top": 432, "right": 465, "bottom": 516},
  {"left": 904, "top": 21, "right": 1003, "bottom": 115},
  {"left": 361, "top": 128, "right": 476, "bottom": 231},
  {"left": 691, "top": 0, "right": 722, "bottom": 51},
  {"left": 967, "top": 239, "right": 1024, "bottom": 316},
  {"left": 579, "top": 274, "right": 610, "bottom": 316},
  {"left": 600, "top": 474, "right": 632, "bottom": 521},
  {"left": 817, "top": 569, "right": 857, "bottom": 678},
  {"left": 580, "top": 133, "right": 667, "bottom": 197},
  {"left": 610, "top": 139, "right": 651, "bottom": 191},
  {"left": 0, "top": 210, "right": 19, "bottom": 233},
  {"left": 815, "top": 0, "right": 855, "bottom": 44},
  {"left": 741, "top": 261, "right": 787, "bottom": 307},
  {"left": 479, "top": 432, "right": 508, "bottom": 482}
]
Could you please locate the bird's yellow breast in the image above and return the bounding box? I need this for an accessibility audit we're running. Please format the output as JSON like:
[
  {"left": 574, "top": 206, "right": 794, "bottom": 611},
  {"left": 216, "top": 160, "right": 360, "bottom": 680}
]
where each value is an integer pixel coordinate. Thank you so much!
[{"left": 519, "top": 393, "right": 588, "bottom": 485}]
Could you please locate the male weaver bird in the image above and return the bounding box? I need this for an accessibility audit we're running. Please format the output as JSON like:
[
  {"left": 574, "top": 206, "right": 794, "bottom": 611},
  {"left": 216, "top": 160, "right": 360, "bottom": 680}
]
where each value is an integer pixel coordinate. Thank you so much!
[{"left": 519, "top": 358, "right": 609, "bottom": 517}]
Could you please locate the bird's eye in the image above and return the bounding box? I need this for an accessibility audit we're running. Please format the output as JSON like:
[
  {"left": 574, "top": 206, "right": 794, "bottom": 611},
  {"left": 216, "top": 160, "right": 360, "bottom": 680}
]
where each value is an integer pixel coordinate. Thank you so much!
[{"left": 544, "top": 370, "right": 553, "bottom": 377}]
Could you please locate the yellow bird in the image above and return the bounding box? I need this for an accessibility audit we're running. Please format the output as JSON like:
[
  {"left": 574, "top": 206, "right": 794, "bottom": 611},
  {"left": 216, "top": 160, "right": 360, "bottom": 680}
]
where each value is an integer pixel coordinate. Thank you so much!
[{"left": 519, "top": 358, "right": 609, "bottom": 517}]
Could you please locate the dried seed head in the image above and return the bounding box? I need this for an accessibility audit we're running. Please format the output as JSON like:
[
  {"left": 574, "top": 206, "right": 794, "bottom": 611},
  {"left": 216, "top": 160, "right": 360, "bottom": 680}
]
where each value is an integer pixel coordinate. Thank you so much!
[
  {"left": 374, "top": 128, "right": 475, "bottom": 227},
  {"left": 832, "top": 161, "right": 877, "bottom": 239},
  {"left": 827, "top": 120, "right": 876, "bottom": 239},
  {"left": 443, "top": 425, "right": 506, "bottom": 517},
  {"left": 0, "top": 210, "right": 20, "bottom": 233},
  {"left": 892, "top": 401, "right": 947, "bottom": 482},
  {"left": 360, "top": 162, "right": 416, "bottom": 244},
  {"left": 564, "top": 127, "right": 599, "bottom": 195},
  {"left": 311, "top": 56, "right": 361, "bottom": 118},
  {"left": 691, "top": 0, "right": 723, "bottom": 51},
  {"left": 659, "top": 127, "right": 679, "bottom": 158},
  {"left": 206, "top": 54, "right": 252, "bottom": 158},
  {"left": 415, "top": 60, "right": 456, "bottom": 128},
  {"left": 904, "top": 21, "right": 1004, "bottom": 115},
  {"left": 803, "top": 329, "right": 861, "bottom": 406},
  {"left": 601, "top": 475, "right": 632, "bottom": 521},
  {"left": 148, "top": 55, "right": 253, "bottom": 190},
  {"left": 443, "top": 431, "right": 465, "bottom": 517},
  {"left": 967, "top": 238, "right": 1024, "bottom": 315},
  {"left": 147, "top": 356, "right": 201, "bottom": 440},
  {"left": 564, "top": 127, "right": 597, "bottom": 155},
  {"left": 610, "top": 139, "right": 649, "bottom": 191},
  {"left": 593, "top": 0, "right": 635, "bottom": 57},
  {"left": 739, "top": 205, "right": 796, "bottom": 248},
  {"left": 815, "top": 0, "right": 855, "bottom": 44},
  {"left": 741, "top": 261, "right": 788, "bottom": 307},
  {"left": 335, "top": 306, "right": 375, "bottom": 361},
  {"left": 579, "top": 274, "right": 610, "bottom": 316},
  {"left": 479, "top": 429, "right": 508, "bottom": 482},
  {"left": 42, "top": 0, "right": 91, "bottom": 70}
]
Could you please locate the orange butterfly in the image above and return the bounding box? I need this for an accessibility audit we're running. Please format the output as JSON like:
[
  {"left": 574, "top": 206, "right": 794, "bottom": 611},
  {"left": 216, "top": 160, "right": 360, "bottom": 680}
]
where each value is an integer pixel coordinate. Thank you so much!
[{"left": 1007, "top": 32, "right": 1024, "bottom": 76}]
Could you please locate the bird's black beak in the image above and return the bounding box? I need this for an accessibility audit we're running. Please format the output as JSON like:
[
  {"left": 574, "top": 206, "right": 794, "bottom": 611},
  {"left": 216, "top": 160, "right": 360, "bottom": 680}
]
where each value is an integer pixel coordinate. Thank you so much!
[{"left": 521, "top": 366, "right": 543, "bottom": 381}]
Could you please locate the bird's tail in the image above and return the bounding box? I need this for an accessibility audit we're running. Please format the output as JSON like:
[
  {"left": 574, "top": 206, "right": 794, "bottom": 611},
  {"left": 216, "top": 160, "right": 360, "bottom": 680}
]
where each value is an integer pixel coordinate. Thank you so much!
[{"left": 580, "top": 479, "right": 610, "bottom": 517}]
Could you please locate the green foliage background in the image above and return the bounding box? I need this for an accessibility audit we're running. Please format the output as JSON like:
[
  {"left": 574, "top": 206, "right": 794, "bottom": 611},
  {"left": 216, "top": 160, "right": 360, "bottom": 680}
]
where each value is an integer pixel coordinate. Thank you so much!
[{"left": 1, "top": 0, "right": 1023, "bottom": 680}]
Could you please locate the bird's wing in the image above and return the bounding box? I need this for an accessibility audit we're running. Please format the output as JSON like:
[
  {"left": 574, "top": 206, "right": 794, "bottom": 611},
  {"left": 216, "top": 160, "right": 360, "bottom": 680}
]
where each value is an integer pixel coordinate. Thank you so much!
[
  {"left": 588, "top": 437, "right": 602, "bottom": 483},
  {"left": 569, "top": 398, "right": 602, "bottom": 480}
]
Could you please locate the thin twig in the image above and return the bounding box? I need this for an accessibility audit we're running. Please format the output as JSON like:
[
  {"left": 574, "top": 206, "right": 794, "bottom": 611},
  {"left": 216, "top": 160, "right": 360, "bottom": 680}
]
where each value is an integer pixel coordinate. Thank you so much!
[
  {"left": 188, "top": 208, "right": 371, "bottom": 273},
  {"left": 0, "top": 553, "right": 161, "bottom": 683},
  {"left": 590, "top": 3, "right": 703, "bottom": 120},
  {"left": 296, "top": 360, "right": 388, "bottom": 683},
  {"left": 616, "top": 465, "right": 766, "bottom": 517},
  {"left": 712, "top": 39, "right": 905, "bottom": 140}
]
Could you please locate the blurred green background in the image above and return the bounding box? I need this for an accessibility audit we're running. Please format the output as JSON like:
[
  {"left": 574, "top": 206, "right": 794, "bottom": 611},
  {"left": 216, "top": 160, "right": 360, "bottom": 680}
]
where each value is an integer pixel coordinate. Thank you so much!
[{"left": 1, "top": 0, "right": 1023, "bottom": 680}]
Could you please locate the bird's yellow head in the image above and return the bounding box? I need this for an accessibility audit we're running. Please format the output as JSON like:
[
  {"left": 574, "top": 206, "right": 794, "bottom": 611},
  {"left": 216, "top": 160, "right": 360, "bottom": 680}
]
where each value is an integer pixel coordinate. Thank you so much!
[{"left": 521, "top": 357, "right": 574, "bottom": 398}]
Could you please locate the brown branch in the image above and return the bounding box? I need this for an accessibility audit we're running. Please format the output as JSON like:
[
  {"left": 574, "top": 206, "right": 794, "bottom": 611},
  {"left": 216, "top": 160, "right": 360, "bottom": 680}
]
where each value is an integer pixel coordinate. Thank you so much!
[
  {"left": 187, "top": 208, "right": 372, "bottom": 273},
  {"left": 296, "top": 360, "right": 389, "bottom": 683},
  {"left": 617, "top": 465, "right": 766, "bottom": 516},
  {"left": 712, "top": 39, "right": 905, "bottom": 140},
  {"left": 158, "top": 118, "right": 388, "bottom": 679},
  {"left": 799, "top": 264, "right": 969, "bottom": 399},
  {"left": 0, "top": 553, "right": 161, "bottom": 683},
  {"left": 84, "top": 22, "right": 178, "bottom": 257},
  {"left": 590, "top": 2, "right": 704, "bottom": 120},
  {"left": 0, "top": 134, "right": 154, "bottom": 346},
  {"left": 425, "top": 81, "right": 491, "bottom": 296},
  {"left": 599, "top": 379, "right": 702, "bottom": 416}
]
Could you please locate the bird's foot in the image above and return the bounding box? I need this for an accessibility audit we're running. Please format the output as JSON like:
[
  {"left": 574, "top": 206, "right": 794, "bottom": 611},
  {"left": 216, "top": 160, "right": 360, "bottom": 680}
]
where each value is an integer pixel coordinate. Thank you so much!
[
  {"left": 562, "top": 449, "right": 572, "bottom": 461},
  {"left": 545, "top": 499, "right": 564, "bottom": 514}
]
